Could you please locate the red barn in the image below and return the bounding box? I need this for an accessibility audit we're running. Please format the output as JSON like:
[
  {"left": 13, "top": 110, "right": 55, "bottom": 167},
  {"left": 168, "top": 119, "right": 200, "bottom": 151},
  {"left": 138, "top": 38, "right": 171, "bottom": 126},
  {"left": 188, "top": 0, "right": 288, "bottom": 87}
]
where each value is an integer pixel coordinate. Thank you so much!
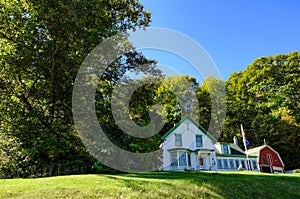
[{"left": 247, "top": 144, "right": 285, "bottom": 173}]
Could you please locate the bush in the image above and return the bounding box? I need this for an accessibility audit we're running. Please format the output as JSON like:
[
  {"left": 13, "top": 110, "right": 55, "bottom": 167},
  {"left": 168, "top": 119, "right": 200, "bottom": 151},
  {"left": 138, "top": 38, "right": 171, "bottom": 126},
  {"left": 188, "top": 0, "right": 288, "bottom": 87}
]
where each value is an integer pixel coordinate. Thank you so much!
[
  {"left": 0, "top": 133, "right": 31, "bottom": 178},
  {"left": 293, "top": 169, "right": 300, "bottom": 173}
]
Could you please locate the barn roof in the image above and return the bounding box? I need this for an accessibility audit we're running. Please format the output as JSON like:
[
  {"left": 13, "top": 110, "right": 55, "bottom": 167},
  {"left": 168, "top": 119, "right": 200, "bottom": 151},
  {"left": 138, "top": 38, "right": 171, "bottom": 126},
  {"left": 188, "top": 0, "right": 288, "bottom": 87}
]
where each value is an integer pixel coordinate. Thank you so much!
[{"left": 246, "top": 145, "right": 265, "bottom": 156}]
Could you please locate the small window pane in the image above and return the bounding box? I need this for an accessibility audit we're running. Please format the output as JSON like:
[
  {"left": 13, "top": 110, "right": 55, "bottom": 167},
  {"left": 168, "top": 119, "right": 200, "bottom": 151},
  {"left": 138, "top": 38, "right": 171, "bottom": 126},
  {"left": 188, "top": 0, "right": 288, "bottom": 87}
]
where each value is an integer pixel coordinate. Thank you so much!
[
  {"left": 217, "top": 159, "right": 223, "bottom": 169},
  {"left": 179, "top": 152, "right": 186, "bottom": 166},
  {"left": 235, "top": 160, "right": 240, "bottom": 169},
  {"left": 175, "top": 134, "right": 182, "bottom": 146},
  {"left": 223, "top": 159, "right": 229, "bottom": 169},
  {"left": 222, "top": 145, "right": 229, "bottom": 154},
  {"left": 229, "top": 159, "right": 235, "bottom": 169},
  {"left": 196, "top": 135, "right": 203, "bottom": 147},
  {"left": 170, "top": 152, "right": 177, "bottom": 167},
  {"left": 252, "top": 160, "right": 258, "bottom": 170},
  {"left": 241, "top": 160, "right": 246, "bottom": 169}
]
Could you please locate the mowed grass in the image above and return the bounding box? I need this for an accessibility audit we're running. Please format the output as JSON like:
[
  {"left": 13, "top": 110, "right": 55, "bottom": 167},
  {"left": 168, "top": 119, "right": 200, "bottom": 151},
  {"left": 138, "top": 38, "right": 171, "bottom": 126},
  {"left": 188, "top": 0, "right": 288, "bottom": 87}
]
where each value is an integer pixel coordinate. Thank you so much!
[{"left": 0, "top": 171, "right": 299, "bottom": 199}]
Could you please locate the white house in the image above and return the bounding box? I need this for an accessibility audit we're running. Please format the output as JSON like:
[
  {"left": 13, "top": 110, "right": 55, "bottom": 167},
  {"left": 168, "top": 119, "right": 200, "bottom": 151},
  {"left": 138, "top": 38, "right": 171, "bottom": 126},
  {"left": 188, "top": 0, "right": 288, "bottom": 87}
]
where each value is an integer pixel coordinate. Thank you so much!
[
  {"left": 161, "top": 116, "right": 259, "bottom": 172},
  {"left": 161, "top": 115, "right": 217, "bottom": 171}
]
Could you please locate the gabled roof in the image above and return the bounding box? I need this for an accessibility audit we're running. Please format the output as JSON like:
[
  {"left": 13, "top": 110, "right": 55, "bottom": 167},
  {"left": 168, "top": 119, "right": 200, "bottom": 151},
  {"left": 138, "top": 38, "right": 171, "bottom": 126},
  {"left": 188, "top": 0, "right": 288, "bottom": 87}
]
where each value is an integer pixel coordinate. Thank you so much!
[{"left": 161, "top": 115, "right": 217, "bottom": 143}]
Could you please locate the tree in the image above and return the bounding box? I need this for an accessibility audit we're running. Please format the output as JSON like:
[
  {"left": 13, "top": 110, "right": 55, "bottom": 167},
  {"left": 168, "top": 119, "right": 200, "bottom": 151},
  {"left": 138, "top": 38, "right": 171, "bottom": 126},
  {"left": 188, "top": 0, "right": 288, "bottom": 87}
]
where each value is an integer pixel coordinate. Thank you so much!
[
  {"left": 197, "top": 76, "right": 226, "bottom": 140},
  {"left": 0, "top": 0, "right": 152, "bottom": 177},
  {"left": 156, "top": 75, "right": 200, "bottom": 130},
  {"left": 223, "top": 52, "right": 300, "bottom": 169}
]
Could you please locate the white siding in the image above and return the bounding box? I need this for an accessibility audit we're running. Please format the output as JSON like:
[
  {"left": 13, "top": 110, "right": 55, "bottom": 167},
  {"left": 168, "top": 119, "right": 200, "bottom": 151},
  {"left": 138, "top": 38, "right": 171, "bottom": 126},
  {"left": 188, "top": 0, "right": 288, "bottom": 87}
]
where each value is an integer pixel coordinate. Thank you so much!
[{"left": 162, "top": 119, "right": 216, "bottom": 171}]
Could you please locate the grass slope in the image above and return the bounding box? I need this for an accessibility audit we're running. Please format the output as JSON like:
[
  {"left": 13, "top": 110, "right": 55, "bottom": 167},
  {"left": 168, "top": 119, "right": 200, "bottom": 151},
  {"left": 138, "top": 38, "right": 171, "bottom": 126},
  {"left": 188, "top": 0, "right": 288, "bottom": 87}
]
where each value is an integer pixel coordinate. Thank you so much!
[{"left": 0, "top": 172, "right": 299, "bottom": 199}]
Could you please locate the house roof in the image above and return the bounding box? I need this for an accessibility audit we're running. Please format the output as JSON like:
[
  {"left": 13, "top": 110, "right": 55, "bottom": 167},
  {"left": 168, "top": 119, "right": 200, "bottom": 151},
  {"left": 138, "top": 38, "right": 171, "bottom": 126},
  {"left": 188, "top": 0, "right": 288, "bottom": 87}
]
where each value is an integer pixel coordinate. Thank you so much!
[
  {"left": 230, "top": 143, "right": 246, "bottom": 155},
  {"left": 215, "top": 142, "right": 246, "bottom": 155},
  {"left": 161, "top": 115, "right": 217, "bottom": 143}
]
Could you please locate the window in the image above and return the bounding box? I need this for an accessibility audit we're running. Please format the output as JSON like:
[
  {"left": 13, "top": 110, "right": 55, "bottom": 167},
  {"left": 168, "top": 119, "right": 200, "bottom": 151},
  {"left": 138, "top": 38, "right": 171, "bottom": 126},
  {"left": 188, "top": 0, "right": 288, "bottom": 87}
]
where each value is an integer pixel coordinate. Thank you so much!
[
  {"left": 222, "top": 144, "right": 230, "bottom": 154},
  {"left": 235, "top": 160, "right": 240, "bottom": 169},
  {"left": 229, "top": 159, "right": 235, "bottom": 169},
  {"left": 171, "top": 151, "right": 191, "bottom": 167},
  {"left": 241, "top": 160, "right": 246, "bottom": 169},
  {"left": 175, "top": 134, "right": 182, "bottom": 146},
  {"left": 223, "top": 159, "right": 229, "bottom": 169},
  {"left": 252, "top": 160, "right": 258, "bottom": 170},
  {"left": 179, "top": 152, "right": 186, "bottom": 166},
  {"left": 196, "top": 135, "right": 203, "bottom": 147},
  {"left": 170, "top": 152, "right": 178, "bottom": 167},
  {"left": 217, "top": 159, "right": 223, "bottom": 169}
]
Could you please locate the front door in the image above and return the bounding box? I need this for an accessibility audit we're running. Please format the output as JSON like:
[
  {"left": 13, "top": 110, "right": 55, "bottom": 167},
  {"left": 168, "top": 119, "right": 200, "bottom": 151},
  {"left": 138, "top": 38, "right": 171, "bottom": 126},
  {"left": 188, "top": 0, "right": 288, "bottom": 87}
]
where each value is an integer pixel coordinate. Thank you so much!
[{"left": 198, "top": 153, "right": 211, "bottom": 170}]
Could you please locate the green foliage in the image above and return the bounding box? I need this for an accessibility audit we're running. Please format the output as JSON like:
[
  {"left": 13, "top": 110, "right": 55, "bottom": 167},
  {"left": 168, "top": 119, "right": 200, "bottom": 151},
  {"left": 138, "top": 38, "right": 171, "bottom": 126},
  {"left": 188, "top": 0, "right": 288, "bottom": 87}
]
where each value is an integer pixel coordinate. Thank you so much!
[
  {"left": 157, "top": 75, "right": 200, "bottom": 132},
  {"left": 0, "top": 0, "right": 152, "bottom": 177},
  {"left": 197, "top": 76, "right": 226, "bottom": 139},
  {"left": 293, "top": 169, "right": 300, "bottom": 173},
  {"left": 223, "top": 52, "right": 300, "bottom": 169}
]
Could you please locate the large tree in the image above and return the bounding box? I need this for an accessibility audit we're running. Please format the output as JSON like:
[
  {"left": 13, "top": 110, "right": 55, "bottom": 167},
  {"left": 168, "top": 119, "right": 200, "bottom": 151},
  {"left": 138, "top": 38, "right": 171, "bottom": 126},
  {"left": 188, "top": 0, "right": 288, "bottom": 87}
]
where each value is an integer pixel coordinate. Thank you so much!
[
  {"left": 223, "top": 52, "right": 300, "bottom": 169},
  {"left": 0, "top": 0, "right": 153, "bottom": 177},
  {"left": 197, "top": 76, "right": 226, "bottom": 140}
]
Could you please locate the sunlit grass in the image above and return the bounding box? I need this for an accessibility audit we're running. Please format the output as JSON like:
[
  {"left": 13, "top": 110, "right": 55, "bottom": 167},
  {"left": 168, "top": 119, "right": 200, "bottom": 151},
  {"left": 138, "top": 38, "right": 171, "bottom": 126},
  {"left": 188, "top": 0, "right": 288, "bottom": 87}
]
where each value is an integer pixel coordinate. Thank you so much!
[{"left": 0, "top": 171, "right": 299, "bottom": 198}]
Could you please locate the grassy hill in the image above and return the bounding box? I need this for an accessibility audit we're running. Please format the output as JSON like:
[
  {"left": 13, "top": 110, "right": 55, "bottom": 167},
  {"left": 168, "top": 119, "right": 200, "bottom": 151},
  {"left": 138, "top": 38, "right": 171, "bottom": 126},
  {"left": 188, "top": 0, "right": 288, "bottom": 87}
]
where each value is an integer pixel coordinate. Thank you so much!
[{"left": 0, "top": 171, "right": 299, "bottom": 199}]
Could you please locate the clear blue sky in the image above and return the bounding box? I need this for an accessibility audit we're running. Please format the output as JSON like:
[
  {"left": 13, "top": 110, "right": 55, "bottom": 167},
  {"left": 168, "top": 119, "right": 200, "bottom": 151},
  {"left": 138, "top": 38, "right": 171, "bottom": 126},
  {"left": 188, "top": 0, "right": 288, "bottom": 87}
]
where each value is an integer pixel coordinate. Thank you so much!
[{"left": 138, "top": 0, "right": 300, "bottom": 82}]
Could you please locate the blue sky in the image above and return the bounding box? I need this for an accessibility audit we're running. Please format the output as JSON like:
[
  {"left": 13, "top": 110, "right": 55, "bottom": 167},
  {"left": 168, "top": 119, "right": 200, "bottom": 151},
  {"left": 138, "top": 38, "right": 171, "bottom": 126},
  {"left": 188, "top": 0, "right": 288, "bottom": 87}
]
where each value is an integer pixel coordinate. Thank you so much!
[{"left": 138, "top": 0, "right": 300, "bottom": 82}]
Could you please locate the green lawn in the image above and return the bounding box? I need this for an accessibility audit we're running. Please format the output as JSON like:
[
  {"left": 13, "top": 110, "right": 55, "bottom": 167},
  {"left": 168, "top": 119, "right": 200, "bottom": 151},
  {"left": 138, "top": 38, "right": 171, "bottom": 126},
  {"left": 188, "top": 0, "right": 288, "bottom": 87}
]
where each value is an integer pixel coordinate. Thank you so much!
[{"left": 0, "top": 171, "right": 299, "bottom": 199}]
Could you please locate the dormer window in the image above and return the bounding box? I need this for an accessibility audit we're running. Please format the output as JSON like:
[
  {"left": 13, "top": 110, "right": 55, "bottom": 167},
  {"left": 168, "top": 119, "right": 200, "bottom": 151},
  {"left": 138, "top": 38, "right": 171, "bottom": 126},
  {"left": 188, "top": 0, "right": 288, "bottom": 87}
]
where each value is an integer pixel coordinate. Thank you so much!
[
  {"left": 196, "top": 135, "right": 203, "bottom": 147},
  {"left": 175, "top": 134, "right": 182, "bottom": 146},
  {"left": 222, "top": 144, "right": 230, "bottom": 154}
]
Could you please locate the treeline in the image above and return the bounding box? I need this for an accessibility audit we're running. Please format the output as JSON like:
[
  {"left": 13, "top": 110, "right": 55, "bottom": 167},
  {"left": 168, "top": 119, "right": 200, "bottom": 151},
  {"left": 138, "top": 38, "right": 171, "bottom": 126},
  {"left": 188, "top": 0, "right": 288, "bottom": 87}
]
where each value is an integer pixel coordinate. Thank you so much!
[{"left": 0, "top": 1, "right": 299, "bottom": 178}]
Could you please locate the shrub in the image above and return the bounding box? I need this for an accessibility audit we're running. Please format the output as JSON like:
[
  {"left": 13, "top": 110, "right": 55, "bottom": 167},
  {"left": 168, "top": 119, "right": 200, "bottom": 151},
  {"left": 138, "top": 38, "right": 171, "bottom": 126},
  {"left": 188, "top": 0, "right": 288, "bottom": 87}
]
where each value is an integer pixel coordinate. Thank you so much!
[{"left": 293, "top": 169, "right": 300, "bottom": 173}]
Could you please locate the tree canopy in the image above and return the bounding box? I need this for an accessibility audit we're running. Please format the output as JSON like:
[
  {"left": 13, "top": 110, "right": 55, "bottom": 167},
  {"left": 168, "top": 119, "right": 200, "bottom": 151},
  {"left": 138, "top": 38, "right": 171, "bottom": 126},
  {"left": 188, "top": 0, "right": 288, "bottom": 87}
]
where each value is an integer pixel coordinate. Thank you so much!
[
  {"left": 0, "top": 0, "right": 152, "bottom": 177},
  {"left": 223, "top": 52, "right": 300, "bottom": 169}
]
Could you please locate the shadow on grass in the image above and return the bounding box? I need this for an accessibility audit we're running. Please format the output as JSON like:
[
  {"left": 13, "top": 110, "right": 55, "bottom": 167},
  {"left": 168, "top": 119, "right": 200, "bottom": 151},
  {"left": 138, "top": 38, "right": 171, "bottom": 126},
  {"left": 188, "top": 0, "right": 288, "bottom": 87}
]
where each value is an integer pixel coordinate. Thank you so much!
[
  {"left": 104, "top": 173, "right": 220, "bottom": 198},
  {"left": 102, "top": 171, "right": 300, "bottom": 199}
]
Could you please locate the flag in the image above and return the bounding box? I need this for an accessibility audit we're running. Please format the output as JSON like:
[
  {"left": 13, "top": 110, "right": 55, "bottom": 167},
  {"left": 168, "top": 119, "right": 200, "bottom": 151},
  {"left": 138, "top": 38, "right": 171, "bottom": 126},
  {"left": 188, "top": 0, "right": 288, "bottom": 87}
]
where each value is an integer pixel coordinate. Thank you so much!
[
  {"left": 245, "top": 139, "right": 250, "bottom": 146},
  {"left": 241, "top": 124, "right": 250, "bottom": 150}
]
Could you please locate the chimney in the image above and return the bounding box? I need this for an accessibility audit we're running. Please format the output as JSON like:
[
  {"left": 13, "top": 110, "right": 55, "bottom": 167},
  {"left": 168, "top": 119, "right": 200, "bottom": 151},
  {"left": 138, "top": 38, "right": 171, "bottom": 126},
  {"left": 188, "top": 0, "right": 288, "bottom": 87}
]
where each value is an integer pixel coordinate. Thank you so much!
[{"left": 233, "top": 136, "right": 238, "bottom": 145}]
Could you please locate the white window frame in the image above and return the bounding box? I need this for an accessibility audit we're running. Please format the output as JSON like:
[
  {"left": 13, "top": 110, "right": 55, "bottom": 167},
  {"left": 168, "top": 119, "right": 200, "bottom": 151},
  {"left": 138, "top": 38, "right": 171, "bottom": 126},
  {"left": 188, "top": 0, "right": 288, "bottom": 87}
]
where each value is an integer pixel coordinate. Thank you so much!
[
  {"left": 175, "top": 134, "right": 182, "bottom": 147},
  {"left": 195, "top": 135, "right": 203, "bottom": 147},
  {"left": 170, "top": 150, "right": 191, "bottom": 167}
]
